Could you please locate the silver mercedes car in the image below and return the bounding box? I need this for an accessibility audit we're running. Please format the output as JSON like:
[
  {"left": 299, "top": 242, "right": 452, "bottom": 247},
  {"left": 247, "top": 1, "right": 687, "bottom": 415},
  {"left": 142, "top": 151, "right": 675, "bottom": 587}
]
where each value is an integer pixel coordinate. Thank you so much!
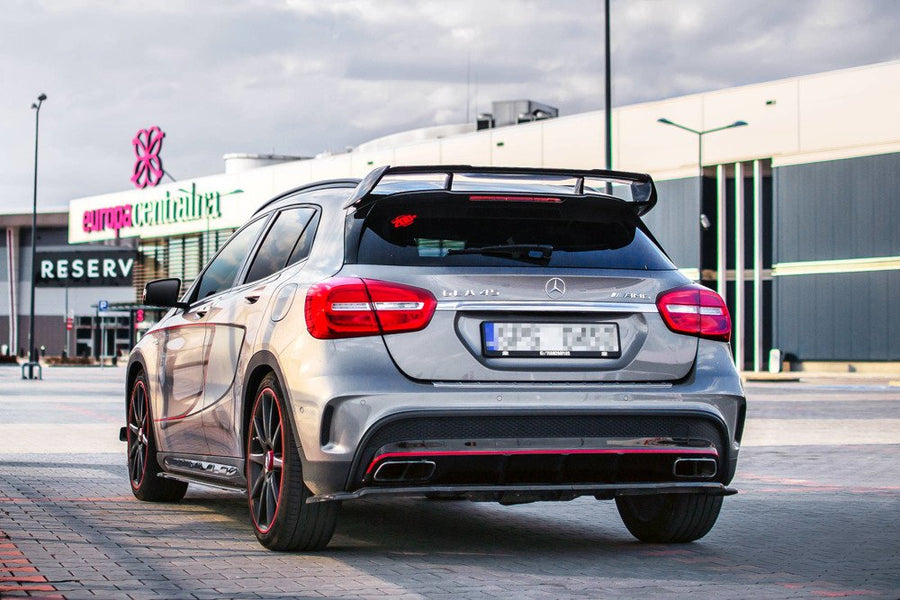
[{"left": 122, "top": 165, "right": 746, "bottom": 551}]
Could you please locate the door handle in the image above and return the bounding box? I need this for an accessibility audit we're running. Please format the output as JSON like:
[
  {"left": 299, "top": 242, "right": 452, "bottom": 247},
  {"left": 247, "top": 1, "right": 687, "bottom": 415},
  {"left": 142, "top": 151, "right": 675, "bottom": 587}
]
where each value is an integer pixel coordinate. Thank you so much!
[
  {"left": 244, "top": 295, "right": 260, "bottom": 304},
  {"left": 188, "top": 305, "right": 210, "bottom": 319}
]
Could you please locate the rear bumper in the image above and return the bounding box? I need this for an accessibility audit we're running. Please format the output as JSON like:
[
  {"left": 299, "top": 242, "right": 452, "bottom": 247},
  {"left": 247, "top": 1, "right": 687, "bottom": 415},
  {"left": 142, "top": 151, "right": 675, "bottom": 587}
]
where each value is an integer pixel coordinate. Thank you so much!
[
  {"left": 299, "top": 406, "right": 742, "bottom": 500},
  {"left": 284, "top": 341, "right": 745, "bottom": 499}
]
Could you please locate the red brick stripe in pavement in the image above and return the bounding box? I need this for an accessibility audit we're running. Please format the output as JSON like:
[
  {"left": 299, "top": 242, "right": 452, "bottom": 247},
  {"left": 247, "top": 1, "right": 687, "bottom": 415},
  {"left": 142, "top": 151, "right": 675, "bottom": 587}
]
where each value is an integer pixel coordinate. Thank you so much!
[
  {"left": 0, "top": 533, "right": 63, "bottom": 599},
  {"left": 0, "top": 497, "right": 133, "bottom": 503}
]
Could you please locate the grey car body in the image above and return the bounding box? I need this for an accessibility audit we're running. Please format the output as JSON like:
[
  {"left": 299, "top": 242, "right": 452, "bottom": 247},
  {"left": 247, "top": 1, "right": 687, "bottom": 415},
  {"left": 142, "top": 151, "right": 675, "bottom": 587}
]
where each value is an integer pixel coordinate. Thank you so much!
[{"left": 124, "top": 165, "right": 746, "bottom": 550}]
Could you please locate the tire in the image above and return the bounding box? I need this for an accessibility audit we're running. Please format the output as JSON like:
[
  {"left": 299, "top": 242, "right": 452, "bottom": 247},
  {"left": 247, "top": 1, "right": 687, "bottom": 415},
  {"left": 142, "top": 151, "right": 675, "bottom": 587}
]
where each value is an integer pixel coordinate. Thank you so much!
[
  {"left": 127, "top": 372, "right": 188, "bottom": 502},
  {"left": 615, "top": 493, "right": 723, "bottom": 543},
  {"left": 247, "top": 372, "right": 339, "bottom": 551}
]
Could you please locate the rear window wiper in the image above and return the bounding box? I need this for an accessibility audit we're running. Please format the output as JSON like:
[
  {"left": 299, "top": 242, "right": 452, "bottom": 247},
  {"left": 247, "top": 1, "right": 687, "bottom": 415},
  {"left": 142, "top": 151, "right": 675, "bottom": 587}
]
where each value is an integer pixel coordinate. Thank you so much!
[{"left": 446, "top": 244, "right": 553, "bottom": 261}]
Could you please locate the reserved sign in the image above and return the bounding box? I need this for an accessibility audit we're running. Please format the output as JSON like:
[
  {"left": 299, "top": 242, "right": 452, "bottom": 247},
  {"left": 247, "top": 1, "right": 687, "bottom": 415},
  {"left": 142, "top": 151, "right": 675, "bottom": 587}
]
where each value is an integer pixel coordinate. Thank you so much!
[{"left": 36, "top": 251, "right": 136, "bottom": 288}]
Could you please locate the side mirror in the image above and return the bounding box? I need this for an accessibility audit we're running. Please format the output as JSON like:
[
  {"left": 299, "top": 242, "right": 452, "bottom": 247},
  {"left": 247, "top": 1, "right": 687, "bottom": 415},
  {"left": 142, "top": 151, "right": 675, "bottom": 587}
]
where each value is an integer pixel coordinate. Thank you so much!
[{"left": 143, "top": 278, "right": 189, "bottom": 309}]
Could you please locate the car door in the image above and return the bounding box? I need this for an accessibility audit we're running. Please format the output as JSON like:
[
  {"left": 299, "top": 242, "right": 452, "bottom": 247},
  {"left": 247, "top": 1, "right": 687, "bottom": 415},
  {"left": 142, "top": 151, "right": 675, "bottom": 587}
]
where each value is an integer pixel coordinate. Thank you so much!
[
  {"left": 153, "top": 299, "right": 216, "bottom": 455},
  {"left": 202, "top": 206, "right": 320, "bottom": 457},
  {"left": 155, "top": 215, "right": 270, "bottom": 456}
]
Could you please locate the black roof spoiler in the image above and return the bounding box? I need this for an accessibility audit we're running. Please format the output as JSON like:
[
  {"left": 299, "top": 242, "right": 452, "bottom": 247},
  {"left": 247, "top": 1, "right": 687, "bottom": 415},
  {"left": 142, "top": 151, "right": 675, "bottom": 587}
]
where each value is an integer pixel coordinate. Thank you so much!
[{"left": 342, "top": 165, "right": 658, "bottom": 216}]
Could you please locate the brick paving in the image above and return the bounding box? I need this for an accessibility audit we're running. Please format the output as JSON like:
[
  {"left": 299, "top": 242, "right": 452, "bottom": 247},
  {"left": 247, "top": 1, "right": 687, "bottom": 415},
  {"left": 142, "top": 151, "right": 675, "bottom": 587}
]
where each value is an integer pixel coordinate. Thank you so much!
[
  {"left": 0, "top": 530, "right": 63, "bottom": 598},
  {"left": 0, "top": 366, "right": 898, "bottom": 599}
]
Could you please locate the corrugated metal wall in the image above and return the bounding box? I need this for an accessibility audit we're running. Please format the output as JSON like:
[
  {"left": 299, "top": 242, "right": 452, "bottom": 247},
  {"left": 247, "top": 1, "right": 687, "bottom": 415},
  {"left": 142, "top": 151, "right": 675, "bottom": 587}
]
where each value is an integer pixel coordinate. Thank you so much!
[
  {"left": 775, "top": 153, "right": 900, "bottom": 262},
  {"left": 642, "top": 177, "right": 700, "bottom": 270},
  {"left": 773, "top": 152, "right": 900, "bottom": 360},
  {"left": 775, "top": 271, "right": 900, "bottom": 360}
]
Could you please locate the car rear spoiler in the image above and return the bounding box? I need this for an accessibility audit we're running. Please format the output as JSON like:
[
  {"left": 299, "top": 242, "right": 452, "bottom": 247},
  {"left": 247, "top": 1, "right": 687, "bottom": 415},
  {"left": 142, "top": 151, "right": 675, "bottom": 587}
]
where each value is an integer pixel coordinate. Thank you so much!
[{"left": 342, "top": 165, "right": 658, "bottom": 216}]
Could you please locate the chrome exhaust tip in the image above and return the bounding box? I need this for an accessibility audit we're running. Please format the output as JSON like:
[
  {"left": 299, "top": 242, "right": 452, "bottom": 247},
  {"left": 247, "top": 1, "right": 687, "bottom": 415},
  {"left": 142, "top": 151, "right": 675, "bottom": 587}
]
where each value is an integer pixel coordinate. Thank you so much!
[
  {"left": 673, "top": 457, "right": 718, "bottom": 478},
  {"left": 372, "top": 460, "right": 437, "bottom": 483}
]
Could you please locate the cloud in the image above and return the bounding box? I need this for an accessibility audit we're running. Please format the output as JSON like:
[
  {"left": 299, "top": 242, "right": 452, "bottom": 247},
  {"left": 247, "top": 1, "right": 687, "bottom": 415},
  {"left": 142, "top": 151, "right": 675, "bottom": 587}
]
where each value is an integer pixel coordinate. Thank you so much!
[{"left": 0, "top": 0, "right": 898, "bottom": 211}]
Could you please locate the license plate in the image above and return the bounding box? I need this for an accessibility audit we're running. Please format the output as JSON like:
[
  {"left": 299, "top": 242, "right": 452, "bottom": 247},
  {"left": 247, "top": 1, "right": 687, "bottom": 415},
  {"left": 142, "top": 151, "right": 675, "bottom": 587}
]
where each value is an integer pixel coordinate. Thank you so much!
[{"left": 482, "top": 322, "right": 620, "bottom": 358}]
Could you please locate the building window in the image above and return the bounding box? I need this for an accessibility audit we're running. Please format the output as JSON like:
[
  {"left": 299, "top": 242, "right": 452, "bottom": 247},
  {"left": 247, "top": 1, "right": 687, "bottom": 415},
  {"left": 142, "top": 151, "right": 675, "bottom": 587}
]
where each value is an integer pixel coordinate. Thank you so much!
[{"left": 133, "top": 229, "right": 236, "bottom": 302}]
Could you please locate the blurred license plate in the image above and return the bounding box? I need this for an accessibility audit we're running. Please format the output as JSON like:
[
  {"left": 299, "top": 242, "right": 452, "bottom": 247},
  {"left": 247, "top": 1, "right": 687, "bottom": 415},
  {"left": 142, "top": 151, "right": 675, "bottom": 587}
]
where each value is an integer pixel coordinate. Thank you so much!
[{"left": 482, "top": 322, "right": 620, "bottom": 358}]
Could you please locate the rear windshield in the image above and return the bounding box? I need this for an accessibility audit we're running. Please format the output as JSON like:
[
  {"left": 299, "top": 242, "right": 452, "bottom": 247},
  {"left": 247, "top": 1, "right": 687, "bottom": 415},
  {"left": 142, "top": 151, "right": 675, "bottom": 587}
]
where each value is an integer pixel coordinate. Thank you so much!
[{"left": 354, "top": 195, "right": 674, "bottom": 270}]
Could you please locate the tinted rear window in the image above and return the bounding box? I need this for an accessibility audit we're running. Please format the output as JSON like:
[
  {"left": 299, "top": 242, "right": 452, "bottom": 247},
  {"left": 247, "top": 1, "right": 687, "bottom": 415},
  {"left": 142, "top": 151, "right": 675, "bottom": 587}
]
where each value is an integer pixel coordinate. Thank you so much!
[{"left": 355, "top": 195, "right": 674, "bottom": 270}]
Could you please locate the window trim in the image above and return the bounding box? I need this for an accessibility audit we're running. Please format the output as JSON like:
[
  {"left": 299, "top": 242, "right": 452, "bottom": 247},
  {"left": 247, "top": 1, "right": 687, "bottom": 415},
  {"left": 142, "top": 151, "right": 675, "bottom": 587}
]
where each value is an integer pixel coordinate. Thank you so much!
[
  {"left": 185, "top": 184, "right": 350, "bottom": 306},
  {"left": 185, "top": 214, "right": 272, "bottom": 305},
  {"left": 284, "top": 208, "right": 322, "bottom": 269},
  {"left": 241, "top": 204, "right": 321, "bottom": 286}
]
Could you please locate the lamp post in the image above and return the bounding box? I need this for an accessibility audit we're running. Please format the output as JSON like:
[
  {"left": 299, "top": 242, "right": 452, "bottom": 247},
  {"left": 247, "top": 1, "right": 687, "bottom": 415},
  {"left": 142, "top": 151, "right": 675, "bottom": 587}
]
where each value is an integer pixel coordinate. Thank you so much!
[
  {"left": 24, "top": 93, "right": 47, "bottom": 380},
  {"left": 604, "top": 0, "right": 612, "bottom": 171},
  {"left": 657, "top": 117, "right": 747, "bottom": 186},
  {"left": 656, "top": 117, "right": 747, "bottom": 278}
]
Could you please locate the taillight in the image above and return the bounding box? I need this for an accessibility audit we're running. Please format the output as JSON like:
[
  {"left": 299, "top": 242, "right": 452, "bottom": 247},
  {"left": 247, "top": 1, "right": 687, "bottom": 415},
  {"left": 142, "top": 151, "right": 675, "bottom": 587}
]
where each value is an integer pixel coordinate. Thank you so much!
[
  {"left": 656, "top": 285, "right": 731, "bottom": 342},
  {"left": 305, "top": 278, "right": 437, "bottom": 339}
]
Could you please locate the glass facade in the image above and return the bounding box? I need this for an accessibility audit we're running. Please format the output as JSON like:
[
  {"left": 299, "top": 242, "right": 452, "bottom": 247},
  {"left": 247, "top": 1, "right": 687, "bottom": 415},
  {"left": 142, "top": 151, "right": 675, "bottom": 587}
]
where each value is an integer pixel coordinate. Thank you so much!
[{"left": 133, "top": 229, "right": 236, "bottom": 302}]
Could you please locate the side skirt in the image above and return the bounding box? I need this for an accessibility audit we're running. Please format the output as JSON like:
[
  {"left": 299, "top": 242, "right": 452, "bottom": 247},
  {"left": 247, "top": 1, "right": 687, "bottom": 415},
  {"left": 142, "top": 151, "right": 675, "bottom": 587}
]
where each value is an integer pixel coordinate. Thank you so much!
[
  {"left": 158, "top": 472, "right": 245, "bottom": 493},
  {"left": 157, "top": 452, "right": 247, "bottom": 492}
]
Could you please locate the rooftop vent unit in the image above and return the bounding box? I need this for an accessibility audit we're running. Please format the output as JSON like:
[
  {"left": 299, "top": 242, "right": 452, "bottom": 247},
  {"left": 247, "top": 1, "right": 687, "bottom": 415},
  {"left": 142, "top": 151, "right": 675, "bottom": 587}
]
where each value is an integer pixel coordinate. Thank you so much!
[
  {"left": 476, "top": 113, "right": 495, "bottom": 131},
  {"left": 482, "top": 100, "right": 559, "bottom": 129}
]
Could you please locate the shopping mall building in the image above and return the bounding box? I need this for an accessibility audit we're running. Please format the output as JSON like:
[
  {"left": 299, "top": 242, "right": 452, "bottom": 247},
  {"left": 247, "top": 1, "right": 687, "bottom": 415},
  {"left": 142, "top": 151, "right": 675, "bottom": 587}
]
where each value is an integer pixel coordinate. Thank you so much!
[{"left": 2, "top": 60, "right": 898, "bottom": 369}]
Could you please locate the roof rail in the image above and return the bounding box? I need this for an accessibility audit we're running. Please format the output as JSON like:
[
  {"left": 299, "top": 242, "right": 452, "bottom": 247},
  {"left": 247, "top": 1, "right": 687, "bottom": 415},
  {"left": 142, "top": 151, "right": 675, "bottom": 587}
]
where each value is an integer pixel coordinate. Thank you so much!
[
  {"left": 253, "top": 179, "right": 360, "bottom": 216},
  {"left": 342, "top": 165, "right": 658, "bottom": 215}
]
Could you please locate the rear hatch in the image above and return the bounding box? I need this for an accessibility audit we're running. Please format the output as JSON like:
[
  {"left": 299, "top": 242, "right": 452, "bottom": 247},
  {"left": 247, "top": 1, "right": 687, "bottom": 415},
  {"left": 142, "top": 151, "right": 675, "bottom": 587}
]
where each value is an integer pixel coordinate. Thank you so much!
[{"left": 340, "top": 171, "right": 696, "bottom": 383}]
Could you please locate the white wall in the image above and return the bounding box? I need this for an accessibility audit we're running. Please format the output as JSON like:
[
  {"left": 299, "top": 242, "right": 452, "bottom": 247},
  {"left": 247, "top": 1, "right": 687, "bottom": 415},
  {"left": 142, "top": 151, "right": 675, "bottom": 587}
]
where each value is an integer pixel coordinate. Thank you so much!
[{"left": 68, "top": 60, "right": 900, "bottom": 243}]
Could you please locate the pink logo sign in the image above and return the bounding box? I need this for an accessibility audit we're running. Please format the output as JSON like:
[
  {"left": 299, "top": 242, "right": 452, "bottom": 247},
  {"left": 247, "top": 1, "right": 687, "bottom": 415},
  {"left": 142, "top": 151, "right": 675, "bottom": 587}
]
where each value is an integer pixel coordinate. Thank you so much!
[
  {"left": 83, "top": 205, "right": 133, "bottom": 234},
  {"left": 131, "top": 126, "right": 166, "bottom": 188}
]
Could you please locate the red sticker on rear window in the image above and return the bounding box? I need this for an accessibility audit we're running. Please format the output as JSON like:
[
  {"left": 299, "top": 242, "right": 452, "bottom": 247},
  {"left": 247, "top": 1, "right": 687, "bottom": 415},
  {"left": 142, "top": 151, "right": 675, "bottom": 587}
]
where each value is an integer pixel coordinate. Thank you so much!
[{"left": 392, "top": 214, "right": 417, "bottom": 228}]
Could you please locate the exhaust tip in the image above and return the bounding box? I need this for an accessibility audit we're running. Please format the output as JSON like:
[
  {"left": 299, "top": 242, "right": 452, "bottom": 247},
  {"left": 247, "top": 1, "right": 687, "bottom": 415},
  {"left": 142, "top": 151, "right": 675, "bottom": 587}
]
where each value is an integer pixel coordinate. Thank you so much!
[
  {"left": 673, "top": 457, "right": 717, "bottom": 478},
  {"left": 373, "top": 460, "right": 436, "bottom": 483}
]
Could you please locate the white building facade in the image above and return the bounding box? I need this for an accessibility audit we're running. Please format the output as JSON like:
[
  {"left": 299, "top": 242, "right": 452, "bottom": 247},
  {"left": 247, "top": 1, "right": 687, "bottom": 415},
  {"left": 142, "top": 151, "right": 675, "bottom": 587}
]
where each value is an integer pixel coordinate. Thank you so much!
[{"left": 54, "top": 60, "right": 900, "bottom": 368}]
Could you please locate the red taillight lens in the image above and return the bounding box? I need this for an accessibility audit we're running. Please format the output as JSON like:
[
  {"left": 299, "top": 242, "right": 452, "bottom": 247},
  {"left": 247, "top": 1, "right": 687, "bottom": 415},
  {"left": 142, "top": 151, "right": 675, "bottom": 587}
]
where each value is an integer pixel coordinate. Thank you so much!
[
  {"left": 305, "top": 278, "right": 437, "bottom": 339},
  {"left": 656, "top": 285, "right": 731, "bottom": 342},
  {"left": 305, "top": 278, "right": 377, "bottom": 339},
  {"left": 364, "top": 279, "right": 437, "bottom": 333}
]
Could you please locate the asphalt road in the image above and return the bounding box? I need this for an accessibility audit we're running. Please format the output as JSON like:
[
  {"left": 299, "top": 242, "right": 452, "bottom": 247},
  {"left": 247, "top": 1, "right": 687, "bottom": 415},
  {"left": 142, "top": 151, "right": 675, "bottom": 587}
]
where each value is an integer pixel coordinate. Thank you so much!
[{"left": 0, "top": 366, "right": 898, "bottom": 599}]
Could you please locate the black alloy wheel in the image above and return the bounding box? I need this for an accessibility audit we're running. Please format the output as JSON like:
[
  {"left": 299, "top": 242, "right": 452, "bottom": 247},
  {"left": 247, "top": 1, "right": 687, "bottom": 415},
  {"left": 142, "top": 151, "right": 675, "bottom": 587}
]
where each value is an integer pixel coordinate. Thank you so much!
[
  {"left": 126, "top": 371, "right": 188, "bottom": 502},
  {"left": 127, "top": 378, "right": 150, "bottom": 490},
  {"left": 246, "top": 372, "right": 339, "bottom": 551},
  {"left": 248, "top": 384, "right": 285, "bottom": 534}
]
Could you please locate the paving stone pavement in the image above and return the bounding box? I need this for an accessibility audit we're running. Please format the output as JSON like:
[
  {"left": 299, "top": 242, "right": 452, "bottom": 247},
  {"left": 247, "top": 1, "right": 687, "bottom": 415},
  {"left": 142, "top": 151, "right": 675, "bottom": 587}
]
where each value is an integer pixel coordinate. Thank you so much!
[{"left": 0, "top": 366, "right": 898, "bottom": 599}]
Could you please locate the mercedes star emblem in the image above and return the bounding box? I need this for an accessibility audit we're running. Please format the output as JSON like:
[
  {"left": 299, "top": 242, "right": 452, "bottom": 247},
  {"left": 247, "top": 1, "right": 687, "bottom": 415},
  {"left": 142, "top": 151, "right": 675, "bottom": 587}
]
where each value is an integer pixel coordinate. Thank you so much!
[{"left": 545, "top": 277, "right": 566, "bottom": 299}]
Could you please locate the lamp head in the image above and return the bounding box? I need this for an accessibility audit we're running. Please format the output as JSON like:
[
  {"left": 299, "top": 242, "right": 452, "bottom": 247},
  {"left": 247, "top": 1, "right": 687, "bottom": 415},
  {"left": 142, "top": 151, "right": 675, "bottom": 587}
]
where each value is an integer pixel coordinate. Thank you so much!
[
  {"left": 657, "top": 118, "right": 673, "bottom": 125},
  {"left": 37, "top": 93, "right": 47, "bottom": 102},
  {"left": 731, "top": 120, "right": 748, "bottom": 127}
]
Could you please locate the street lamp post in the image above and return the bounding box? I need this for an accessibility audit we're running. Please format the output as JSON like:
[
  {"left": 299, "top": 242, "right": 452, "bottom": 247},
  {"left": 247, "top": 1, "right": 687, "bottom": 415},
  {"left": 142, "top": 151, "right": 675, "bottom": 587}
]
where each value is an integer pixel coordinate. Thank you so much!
[
  {"left": 24, "top": 93, "right": 47, "bottom": 380},
  {"left": 657, "top": 117, "right": 747, "bottom": 191},
  {"left": 604, "top": 0, "right": 612, "bottom": 171},
  {"left": 656, "top": 117, "right": 747, "bottom": 282}
]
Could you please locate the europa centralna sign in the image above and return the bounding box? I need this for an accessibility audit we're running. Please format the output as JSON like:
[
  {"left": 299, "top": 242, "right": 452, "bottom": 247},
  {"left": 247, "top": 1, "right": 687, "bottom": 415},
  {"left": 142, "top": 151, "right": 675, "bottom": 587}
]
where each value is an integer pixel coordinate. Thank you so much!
[{"left": 81, "top": 183, "right": 243, "bottom": 236}]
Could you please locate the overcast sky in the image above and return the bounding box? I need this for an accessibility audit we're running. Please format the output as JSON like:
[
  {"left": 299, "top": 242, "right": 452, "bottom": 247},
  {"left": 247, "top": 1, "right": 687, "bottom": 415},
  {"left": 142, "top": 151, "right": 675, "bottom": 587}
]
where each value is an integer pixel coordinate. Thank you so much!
[{"left": 2, "top": 0, "right": 899, "bottom": 212}]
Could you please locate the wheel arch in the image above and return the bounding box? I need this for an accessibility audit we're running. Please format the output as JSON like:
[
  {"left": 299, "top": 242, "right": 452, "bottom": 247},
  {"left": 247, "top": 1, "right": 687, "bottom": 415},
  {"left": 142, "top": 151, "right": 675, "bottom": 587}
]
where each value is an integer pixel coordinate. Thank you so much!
[
  {"left": 126, "top": 352, "right": 148, "bottom": 410},
  {"left": 241, "top": 351, "right": 310, "bottom": 467}
]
